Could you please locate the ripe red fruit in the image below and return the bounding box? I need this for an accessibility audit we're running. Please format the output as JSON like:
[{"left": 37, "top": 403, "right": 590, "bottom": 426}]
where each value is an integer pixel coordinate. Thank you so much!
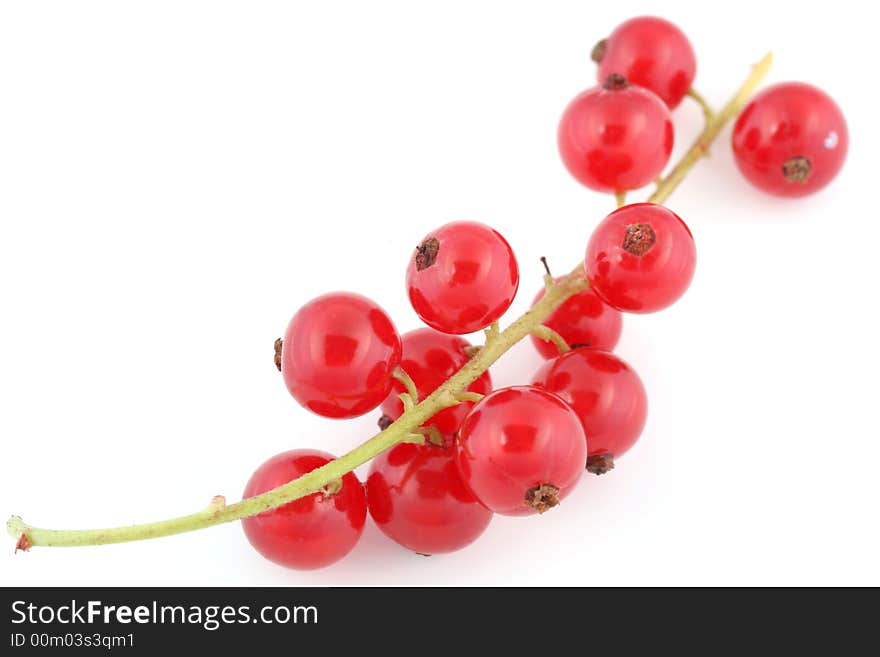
[
  {"left": 532, "top": 349, "right": 647, "bottom": 474},
  {"left": 380, "top": 328, "right": 492, "bottom": 436},
  {"left": 406, "top": 221, "right": 519, "bottom": 335},
  {"left": 280, "top": 292, "right": 402, "bottom": 419},
  {"left": 593, "top": 16, "right": 697, "bottom": 109},
  {"left": 455, "top": 386, "right": 586, "bottom": 516},
  {"left": 242, "top": 449, "right": 367, "bottom": 570},
  {"left": 530, "top": 282, "right": 623, "bottom": 358},
  {"left": 558, "top": 74, "right": 673, "bottom": 193},
  {"left": 732, "top": 82, "right": 848, "bottom": 197},
  {"left": 367, "top": 441, "right": 493, "bottom": 555},
  {"left": 585, "top": 203, "right": 696, "bottom": 313}
]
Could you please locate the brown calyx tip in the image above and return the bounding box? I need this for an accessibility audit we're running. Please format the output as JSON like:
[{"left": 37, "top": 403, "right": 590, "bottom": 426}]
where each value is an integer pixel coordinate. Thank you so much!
[
  {"left": 622, "top": 223, "right": 656, "bottom": 256},
  {"left": 274, "top": 338, "right": 283, "bottom": 372},
  {"left": 415, "top": 552, "right": 432, "bottom": 557},
  {"left": 569, "top": 342, "right": 592, "bottom": 350},
  {"left": 414, "top": 237, "right": 440, "bottom": 271},
  {"left": 591, "top": 38, "right": 607, "bottom": 63},
  {"left": 15, "top": 533, "right": 32, "bottom": 553},
  {"left": 525, "top": 483, "right": 561, "bottom": 514},
  {"left": 540, "top": 255, "right": 552, "bottom": 277},
  {"left": 586, "top": 453, "right": 615, "bottom": 475},
  {"left": 783, "top": 156, "right": 811, "bottom": 183},
  {"left": 377, "top": 414, "right": 392, "bottom": 430},
  {"left": 602, "top": 73, "right": 629, "bottom": 90}
]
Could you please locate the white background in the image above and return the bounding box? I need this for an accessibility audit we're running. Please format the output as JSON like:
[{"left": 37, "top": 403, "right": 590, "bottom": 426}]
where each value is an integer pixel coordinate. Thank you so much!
[{"left": 2, "top": 0, "right": 878, "bottom": 587}]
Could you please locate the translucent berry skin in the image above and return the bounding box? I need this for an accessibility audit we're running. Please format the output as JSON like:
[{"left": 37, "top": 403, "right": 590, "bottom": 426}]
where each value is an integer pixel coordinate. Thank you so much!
[
  {"left": 406, "top": 221, "right": 519, "bottom": 335},
  {"left": 558, "top": 81, "right": 673, "bottom": 193},
  {"left": 380, "top": 328, "right": 492, "bottom": 437},
  {"left": 455, "top": 386, "right": 587, "bottom": 516},
  {"left": 732, "top": 82, "right": 848, "bottom": 197},
  {"left": 242, "top": 449, "right": 367, "bottom": 570},
  {"left": 585, "top": 203, "right": 696, "bottom": 313},
  {"left": 281, "top": 292, "right": 402, "bottom": 419},
  {"left": 530, "top": 281, "right": 623, "bottom": 358},
  {"left": 595, "top": 16, "right": 696, "bottom": 109},
  {"left": 367, "top": 441, "right": 493, "bottom": 555},
  {"left": 532, "top": 350, "right": 647, "bottom": 460}
]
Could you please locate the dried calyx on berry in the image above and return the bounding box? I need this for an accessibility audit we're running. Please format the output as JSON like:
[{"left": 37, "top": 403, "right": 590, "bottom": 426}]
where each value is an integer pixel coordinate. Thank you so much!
[
  {"left": 414, "top": 237, "right": 440, "bottom": 271},
  {"left": 525, "top": 484, "right": 561, "bottom": 513},
  {"left": 586, "top": 454, "right": 615, "bottom": 476},
  {"left": 782, "top": 156, "right": 811, "bottom": 183},
  {"left": 622, "top": 223, "right": 656, "bottom": 256},
  {"left": 602, "top": 73, "right": 629, "bottom": 90},
  {"left": 274, "top": 338, "right": 283, "bottom": 371},
  {"left": 591, "top": 38, "right": 607, "bottom": 63}
]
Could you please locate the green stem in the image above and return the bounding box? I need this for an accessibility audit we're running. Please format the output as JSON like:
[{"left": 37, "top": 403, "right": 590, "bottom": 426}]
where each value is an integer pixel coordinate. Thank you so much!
[
  {"left": 7, "top": 52, "right": 773, "bottom": 550},
  {"left": 532, "top": 325, "right": 571, "bottom": 355},
  {"left": 651, "top": 53, "right": 772, "bottom": 205},
  {"left": 454, "top": 391, "right": 486, "bottom": 403},
  {"left": 687, "top": 88, "right": 716, "bottom": 122},
  {"left": 392, "top": 366, "right": 419, "bottom": 403}
]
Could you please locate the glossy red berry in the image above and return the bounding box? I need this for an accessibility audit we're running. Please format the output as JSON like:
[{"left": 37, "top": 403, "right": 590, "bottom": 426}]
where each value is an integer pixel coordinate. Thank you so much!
[
  {"left": 406, "top": 221, "right": 519, "bottom": 335},
  {"left": 585, "top": 203, "right": 696, "bottom": 313},
  {"left": 732, "top": 82, "right": 848, "bottom": 197},
  {"left": 367, "top": 441, "right": 493, "bottom": 555},
  {"left": 280, "top": 292, "right": 402, "bottom": 419},
  {"left": 380, "top": 328, "right": 492, "bottom": 436},
  {"left": 558, "top": 74, "right": 674, "bottom": 193},
  {"left": 530, "top": 281, "right": 623, "bottom": 358},
  {"left": 455, "top": 386, "right": 586, "bottom": 516},
  {"left": 242, "top": 449, "right": 367, "bottom": 570},
  {"left": 532, "top": 350, "right": 647, "bottom": 474},
  {"left": 593, "top": 16, "right": 696, "bottom": 109}
]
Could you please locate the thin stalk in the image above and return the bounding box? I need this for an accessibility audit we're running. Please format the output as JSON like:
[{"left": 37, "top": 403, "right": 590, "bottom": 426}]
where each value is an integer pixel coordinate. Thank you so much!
[
  {"left": 392, "top": 366, "right": 419, "bottom": 403},
  {"left": 687, "top": 88, "right": 716, "bottom": 122},
  {"left": 532, "top": 325, "right": 571, "bottom": 355}
]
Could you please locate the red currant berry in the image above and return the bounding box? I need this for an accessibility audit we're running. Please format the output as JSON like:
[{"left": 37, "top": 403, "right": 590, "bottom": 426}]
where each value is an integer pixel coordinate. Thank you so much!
[
  {"left": 593, "top": 16, "right": 696, "bottom": 109},
  {"left": 280, "top": 292, "right": 402, "bottom": 419},
  {"left": 530, "top": 281, "right": 623, "bottom": 358},
  {"left": 585, "top": 203, "right": 696, "bottom": 313},
  {"left": 455, "top": 386, "right": 586, "bottom": 516},
  {"left": 406, "top": 221, "right": 519, "bottom": 335},
  {"left": 367, "top": 441, "right": 492, "bottom": 555},
  {"left": 558, "top": 74, "right": 673, "bottom": 193},
  {"left": 532, "top": 349, "right": 647, "bottom": 474},
  {"left": 380, "top": 328, "right": 492, "bottom": 436},
  {"left": 732, "top": 82, "right": 848, "bottom": 197},
  {"left": 242, "top": 449, "right": 367, "bottom": 570}
]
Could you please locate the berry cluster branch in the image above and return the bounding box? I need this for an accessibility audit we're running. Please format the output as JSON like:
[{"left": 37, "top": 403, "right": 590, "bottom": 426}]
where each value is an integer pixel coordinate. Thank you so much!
[
  {"left": 6, "top": 53, "right": 772, "bottom": 551},
  {"left": 649, "top": 53, "right": 773, "bottom": 205}
]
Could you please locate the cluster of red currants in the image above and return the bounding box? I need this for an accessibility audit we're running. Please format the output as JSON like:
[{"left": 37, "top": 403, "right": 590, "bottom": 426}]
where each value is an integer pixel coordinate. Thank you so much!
[{"left": 242, "top": 16, "right": 847, "bottom": 570}]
